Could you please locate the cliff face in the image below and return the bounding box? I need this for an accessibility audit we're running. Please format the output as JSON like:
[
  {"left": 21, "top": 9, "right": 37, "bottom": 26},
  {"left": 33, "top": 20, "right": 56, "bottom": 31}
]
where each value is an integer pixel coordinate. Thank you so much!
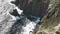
[
  {"left": 35, "top": 0, "right": 60, "bottom": 34},
  {"left": 0, "top": 0, "right": 60, "bottom": 34},
  {"left": 11, "top": 0, "right": 50, "bottom": 19}
]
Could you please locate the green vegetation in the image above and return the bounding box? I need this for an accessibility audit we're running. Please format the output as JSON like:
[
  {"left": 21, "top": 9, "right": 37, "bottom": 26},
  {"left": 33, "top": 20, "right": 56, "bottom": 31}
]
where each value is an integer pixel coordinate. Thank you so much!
[{"left": 35, "top": 0, "right": 60, "bottom": 34}]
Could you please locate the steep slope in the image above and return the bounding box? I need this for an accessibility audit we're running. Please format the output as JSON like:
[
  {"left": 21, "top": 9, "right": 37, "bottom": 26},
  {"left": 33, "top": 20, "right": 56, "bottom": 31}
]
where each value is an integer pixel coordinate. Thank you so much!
[{"left": 35, "top": 0, "right": 60, "bottom": 34}]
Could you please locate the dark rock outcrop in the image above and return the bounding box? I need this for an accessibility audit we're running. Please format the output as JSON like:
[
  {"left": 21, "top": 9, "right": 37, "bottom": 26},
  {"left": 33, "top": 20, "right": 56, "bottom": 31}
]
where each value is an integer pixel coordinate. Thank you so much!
[{"left": 11, "top": 0, "right": 50, "bottom": 20}]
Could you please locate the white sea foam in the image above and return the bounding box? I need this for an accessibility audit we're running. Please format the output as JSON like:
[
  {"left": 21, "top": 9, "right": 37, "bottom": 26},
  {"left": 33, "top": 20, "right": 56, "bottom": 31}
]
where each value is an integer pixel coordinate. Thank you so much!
[
  {"left": 0, "top": 0, "right": 37, "bottom": 34},
  {"left": 8, "top": 0, "right": 36, "bottom": 34},
  {"left": 21, "top": 21, "right": 36, "bottom": 34}
]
